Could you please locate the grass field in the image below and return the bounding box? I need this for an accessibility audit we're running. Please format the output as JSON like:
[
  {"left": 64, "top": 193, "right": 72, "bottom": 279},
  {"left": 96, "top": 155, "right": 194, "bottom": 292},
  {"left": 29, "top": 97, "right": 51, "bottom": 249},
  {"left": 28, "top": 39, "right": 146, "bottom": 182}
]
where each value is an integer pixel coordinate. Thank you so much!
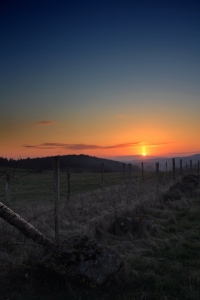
[
  {"left": 1, "top": 168, "right": 199, "bottom": 299},
  {"left": 0, "top": 168, "right": 133, "bottom": 203},
  {"left": 0, "top": 167, "right": 162, "bottom": 205}
]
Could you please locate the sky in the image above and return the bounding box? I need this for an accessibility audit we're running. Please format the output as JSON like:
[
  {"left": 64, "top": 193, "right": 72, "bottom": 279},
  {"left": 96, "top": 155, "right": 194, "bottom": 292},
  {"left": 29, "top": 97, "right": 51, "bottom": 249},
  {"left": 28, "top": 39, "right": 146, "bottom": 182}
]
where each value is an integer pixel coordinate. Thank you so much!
[{"left": 1, "top": 0, "right": 200, "bottom": 160}]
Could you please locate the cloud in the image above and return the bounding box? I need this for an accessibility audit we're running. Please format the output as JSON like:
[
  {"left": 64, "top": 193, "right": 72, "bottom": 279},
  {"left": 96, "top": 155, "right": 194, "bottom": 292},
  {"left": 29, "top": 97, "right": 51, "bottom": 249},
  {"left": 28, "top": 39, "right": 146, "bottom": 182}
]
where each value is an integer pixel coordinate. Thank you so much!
[
  {"left": 23, "top": 141, "right": 177, "bottom": 151},
  {"left": 37, "top": 121, "right": 53, "bottom": 125},
  {"left": 23, "top": 142, "right": 142, "bottom": 150}
]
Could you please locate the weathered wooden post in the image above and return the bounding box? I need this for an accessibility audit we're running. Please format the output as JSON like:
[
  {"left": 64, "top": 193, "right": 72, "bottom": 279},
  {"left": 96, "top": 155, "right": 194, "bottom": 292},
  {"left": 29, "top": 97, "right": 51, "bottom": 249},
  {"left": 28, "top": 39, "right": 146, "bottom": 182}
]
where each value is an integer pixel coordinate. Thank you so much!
[
  {"left": 197, "top": 160, "right": 200, "bottom": 175},
  {"left": 128, "top": 163, "right": 132, "bottom": 183},
  {"left": 123, "top": 163, "right": 125, "bottom": 182},
  {"left": 141, "top": 162, "right": 144, "bottom": 180},
  {"left": 180, "top": 159, "right": 182, "bottom": 178},
  {"left": 53, "top": 156, "right": 59, "bottom": 246},
  {"left": 102, "top": 163, "right": 104, "bottom": 187},
  {"left": 190, "top": 160, "right": 192, "bottom": 173},
  {"left": 172, "top": 158, "right": 175, "bottom": 181},
  {"left": 67, "top": 168, "right": 70, "bottom": 201},
  {"left": 156, "top": 162, "right": 159, "bottom": 197}
]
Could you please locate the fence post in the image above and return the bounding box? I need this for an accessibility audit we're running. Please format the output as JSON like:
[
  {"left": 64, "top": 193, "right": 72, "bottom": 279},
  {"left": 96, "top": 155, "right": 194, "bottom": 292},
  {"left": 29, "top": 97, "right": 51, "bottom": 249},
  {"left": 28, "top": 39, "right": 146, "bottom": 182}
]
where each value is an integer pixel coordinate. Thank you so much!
[
  {"left": 102, "top": 163, "right": 104, "bottom": 187},
  {"left": 67, "top": 168, "right": 70, "bottom": 201},
  {"left": 128, "top": 163, "right": 132, "bottom": 183},
  {"left": 5, "top": 170, "right": 12, "bottom": 204},
  {"left": 123, "top": 163, "right": 125, "bottom": 182},
  {"left": 180, "top": 159, "right": 182, "bottom": 178},
  {"left": 197, "top": 160, "right": 200, "bottom": 175},
  {"left": 53, "top": 156, "right": 60, "bottom": 246},
  {"left": 156, "top": 162, "right": 159, "bottom": 197},
  {"left": 141, "top": 162, "right": 144, "bottom": 180},
  {"left": 172, "top": 158, "right": 175, "bottom": 181},
  {"left": 190, "top": 160, "right": 192, "bottom": 173},
  {"left": 166, "top": 162, "right": 168, "bottom": 173}
]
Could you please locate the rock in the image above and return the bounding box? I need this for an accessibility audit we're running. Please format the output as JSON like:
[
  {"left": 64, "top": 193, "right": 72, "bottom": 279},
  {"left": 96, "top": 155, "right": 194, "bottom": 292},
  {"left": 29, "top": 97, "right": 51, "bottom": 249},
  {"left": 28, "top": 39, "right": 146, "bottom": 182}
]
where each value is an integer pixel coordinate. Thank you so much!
[{"left": 42, "top": 235, "right": 123, "bottom": 286}]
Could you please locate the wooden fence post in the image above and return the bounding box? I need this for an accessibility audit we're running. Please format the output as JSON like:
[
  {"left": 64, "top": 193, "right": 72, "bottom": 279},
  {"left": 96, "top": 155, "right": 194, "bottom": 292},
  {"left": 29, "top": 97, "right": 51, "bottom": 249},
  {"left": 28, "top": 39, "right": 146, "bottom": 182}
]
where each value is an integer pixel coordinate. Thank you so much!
[
  {"left": 190, "top": 160, "right": 192, "bottom": 173},
  {"left": 67, "top": 168, "right": 70, "bottom": 201},
  {"left": 123, "top": 163, "right": 125, "bottom": 181},
  {"left": 197, "top": 160, "right": 200, "bottom": 175},
  {"left": 172, "top": 158, "right": 175, "bottom": 181},
  {"left": 128, "top": 163, "right": 132, "bottom": 183},
  {"left": 156, "top": 162, "right": 159, "bottom": 197},
  {"left": 102, "top": 163, "right": 104, "bottom": 187},
  {"left": 53, "top": 156, "right": 59, "bottom": 246},
  {"left": 166, "top": 161, "right": 168, "bottom": 173},
  {"left": 180, "top": 159, "right": 182, "bottom": 178},
  {"left": 141, "top": 162, "right": 144, "bottom": 180}
]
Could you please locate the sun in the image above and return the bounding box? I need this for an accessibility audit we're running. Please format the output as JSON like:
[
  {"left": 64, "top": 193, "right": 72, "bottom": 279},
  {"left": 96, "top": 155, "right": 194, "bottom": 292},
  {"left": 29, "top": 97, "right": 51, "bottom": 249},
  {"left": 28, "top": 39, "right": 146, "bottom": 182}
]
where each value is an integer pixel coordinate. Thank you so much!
[{"left": 142, "top": 146, "right": 147, "bottom": 157}]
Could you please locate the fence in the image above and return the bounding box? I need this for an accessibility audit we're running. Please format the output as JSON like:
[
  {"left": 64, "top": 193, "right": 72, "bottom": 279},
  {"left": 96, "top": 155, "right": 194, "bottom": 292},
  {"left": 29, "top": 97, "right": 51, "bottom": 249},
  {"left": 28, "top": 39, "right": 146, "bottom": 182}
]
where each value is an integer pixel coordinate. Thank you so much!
[{"left": 0, "top": 156, "right": 199, "bottom": 245}]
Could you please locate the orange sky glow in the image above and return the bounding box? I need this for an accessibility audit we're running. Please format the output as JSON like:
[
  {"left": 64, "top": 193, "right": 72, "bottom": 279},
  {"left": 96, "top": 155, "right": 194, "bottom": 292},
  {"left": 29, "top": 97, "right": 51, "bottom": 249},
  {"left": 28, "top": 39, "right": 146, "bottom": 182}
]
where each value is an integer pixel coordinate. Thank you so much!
[{"left": 1, "top": 1, "right": 200, "bottom": 161}]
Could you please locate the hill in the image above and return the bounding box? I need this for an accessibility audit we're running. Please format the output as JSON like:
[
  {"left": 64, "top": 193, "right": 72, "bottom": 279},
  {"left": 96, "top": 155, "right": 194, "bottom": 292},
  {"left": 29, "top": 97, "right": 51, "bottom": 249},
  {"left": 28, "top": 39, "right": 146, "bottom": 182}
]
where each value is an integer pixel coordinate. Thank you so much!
[{"left": 0, "top": 154, "right": 140, "bottom": 173}]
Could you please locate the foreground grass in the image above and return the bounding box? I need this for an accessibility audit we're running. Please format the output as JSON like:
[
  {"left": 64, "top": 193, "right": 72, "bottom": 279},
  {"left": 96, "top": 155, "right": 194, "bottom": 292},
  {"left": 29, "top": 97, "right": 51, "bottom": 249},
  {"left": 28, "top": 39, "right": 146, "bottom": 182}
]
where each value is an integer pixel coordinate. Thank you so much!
[{"left": 1, "top": 175, "right": 200, "bottom": 299}]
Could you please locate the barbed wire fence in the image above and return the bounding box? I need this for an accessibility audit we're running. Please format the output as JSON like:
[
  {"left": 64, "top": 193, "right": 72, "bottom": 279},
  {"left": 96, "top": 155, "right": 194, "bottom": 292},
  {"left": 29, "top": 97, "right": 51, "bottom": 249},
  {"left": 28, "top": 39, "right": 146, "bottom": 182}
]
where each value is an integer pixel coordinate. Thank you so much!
[{"left": 0, "top": 157, "right": 199, "bottom": 245}]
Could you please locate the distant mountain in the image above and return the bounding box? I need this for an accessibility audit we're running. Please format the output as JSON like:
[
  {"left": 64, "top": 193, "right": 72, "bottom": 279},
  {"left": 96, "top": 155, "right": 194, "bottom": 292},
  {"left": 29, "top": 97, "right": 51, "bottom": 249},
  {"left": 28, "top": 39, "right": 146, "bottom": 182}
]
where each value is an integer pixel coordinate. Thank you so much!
[{"left": 0, "top": 154, "right": 140, "bottom": 173}]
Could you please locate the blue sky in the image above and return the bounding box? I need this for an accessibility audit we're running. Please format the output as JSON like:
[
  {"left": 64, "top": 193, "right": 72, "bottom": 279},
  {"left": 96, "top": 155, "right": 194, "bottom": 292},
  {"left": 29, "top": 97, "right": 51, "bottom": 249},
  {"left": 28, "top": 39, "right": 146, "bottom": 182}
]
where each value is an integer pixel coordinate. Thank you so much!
[{"left": 1, "top": 0, "right": 200, "bottom": 159}]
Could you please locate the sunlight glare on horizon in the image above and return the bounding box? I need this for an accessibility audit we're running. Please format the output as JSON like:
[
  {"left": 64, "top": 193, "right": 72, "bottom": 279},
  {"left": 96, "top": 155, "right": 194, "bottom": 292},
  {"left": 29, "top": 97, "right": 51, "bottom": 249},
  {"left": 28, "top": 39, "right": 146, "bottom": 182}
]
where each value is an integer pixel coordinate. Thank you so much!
[{"left": 142, "top": 146, "right": 147, "bottom": 156}]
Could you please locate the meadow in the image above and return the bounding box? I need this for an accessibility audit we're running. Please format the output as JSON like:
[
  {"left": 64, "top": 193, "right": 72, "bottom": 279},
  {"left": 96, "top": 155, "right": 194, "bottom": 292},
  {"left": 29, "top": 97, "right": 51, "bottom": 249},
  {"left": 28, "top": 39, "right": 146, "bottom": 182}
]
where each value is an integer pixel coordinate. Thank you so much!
[{"left": 0, "top": 167, "right": 200, "bottom": 299}]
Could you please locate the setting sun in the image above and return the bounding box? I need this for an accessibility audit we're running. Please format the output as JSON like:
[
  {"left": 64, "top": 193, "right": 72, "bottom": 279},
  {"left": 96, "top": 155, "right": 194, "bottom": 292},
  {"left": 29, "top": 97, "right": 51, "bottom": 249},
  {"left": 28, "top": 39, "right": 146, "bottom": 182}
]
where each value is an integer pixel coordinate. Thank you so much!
[{"left": 142, "top": 146, "right": 147, "bottom": 156}]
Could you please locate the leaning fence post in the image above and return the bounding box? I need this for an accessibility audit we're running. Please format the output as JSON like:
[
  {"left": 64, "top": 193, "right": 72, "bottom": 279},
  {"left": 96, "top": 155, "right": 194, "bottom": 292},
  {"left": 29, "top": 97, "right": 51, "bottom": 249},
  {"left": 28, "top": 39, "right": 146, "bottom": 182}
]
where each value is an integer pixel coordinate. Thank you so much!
[{"left": 53, "top": 156, "right": 60, "bottom": 246}]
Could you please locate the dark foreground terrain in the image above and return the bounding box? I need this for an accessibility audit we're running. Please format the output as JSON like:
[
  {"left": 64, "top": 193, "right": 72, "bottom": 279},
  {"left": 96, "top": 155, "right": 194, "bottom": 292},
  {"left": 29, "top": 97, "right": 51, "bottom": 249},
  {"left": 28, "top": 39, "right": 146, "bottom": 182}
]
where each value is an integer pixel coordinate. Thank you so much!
[{"left": 1, "top": 174, "right": 200, "bottom": 299}]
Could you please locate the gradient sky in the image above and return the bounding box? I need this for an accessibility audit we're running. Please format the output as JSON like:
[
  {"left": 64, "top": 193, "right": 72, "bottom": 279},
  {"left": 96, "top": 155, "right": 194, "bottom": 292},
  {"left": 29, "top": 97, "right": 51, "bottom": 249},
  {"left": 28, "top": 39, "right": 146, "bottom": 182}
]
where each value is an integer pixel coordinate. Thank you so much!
[{"left": 1, "top": 0, "right": 200, "bottom": 159}]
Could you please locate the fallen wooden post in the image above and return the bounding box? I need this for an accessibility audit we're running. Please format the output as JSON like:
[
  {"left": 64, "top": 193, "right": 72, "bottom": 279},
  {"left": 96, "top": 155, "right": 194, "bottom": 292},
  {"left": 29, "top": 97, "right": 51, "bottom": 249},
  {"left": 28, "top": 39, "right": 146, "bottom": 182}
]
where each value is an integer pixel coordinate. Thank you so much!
[{"left": 0, "top": 201, "right": 123, "bottom": 285}]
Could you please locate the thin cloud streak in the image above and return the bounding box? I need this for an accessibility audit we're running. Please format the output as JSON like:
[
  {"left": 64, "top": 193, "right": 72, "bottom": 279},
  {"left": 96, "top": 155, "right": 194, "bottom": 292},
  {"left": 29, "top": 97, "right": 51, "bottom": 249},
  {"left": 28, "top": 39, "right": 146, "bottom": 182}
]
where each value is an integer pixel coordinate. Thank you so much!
[
  {"left": 23, "top": 142, "right": 142, "bottom": 150},
  {"left": 23, "top": 141, "right": 175, "bottom": 151}
]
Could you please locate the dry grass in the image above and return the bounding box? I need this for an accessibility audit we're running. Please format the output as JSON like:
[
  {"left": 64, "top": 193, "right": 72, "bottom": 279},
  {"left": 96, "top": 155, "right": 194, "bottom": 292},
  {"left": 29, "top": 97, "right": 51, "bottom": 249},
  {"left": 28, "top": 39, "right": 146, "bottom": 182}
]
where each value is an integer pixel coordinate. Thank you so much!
[{"left": 1, "top": 173, "right": 200, "bottom": 299}]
